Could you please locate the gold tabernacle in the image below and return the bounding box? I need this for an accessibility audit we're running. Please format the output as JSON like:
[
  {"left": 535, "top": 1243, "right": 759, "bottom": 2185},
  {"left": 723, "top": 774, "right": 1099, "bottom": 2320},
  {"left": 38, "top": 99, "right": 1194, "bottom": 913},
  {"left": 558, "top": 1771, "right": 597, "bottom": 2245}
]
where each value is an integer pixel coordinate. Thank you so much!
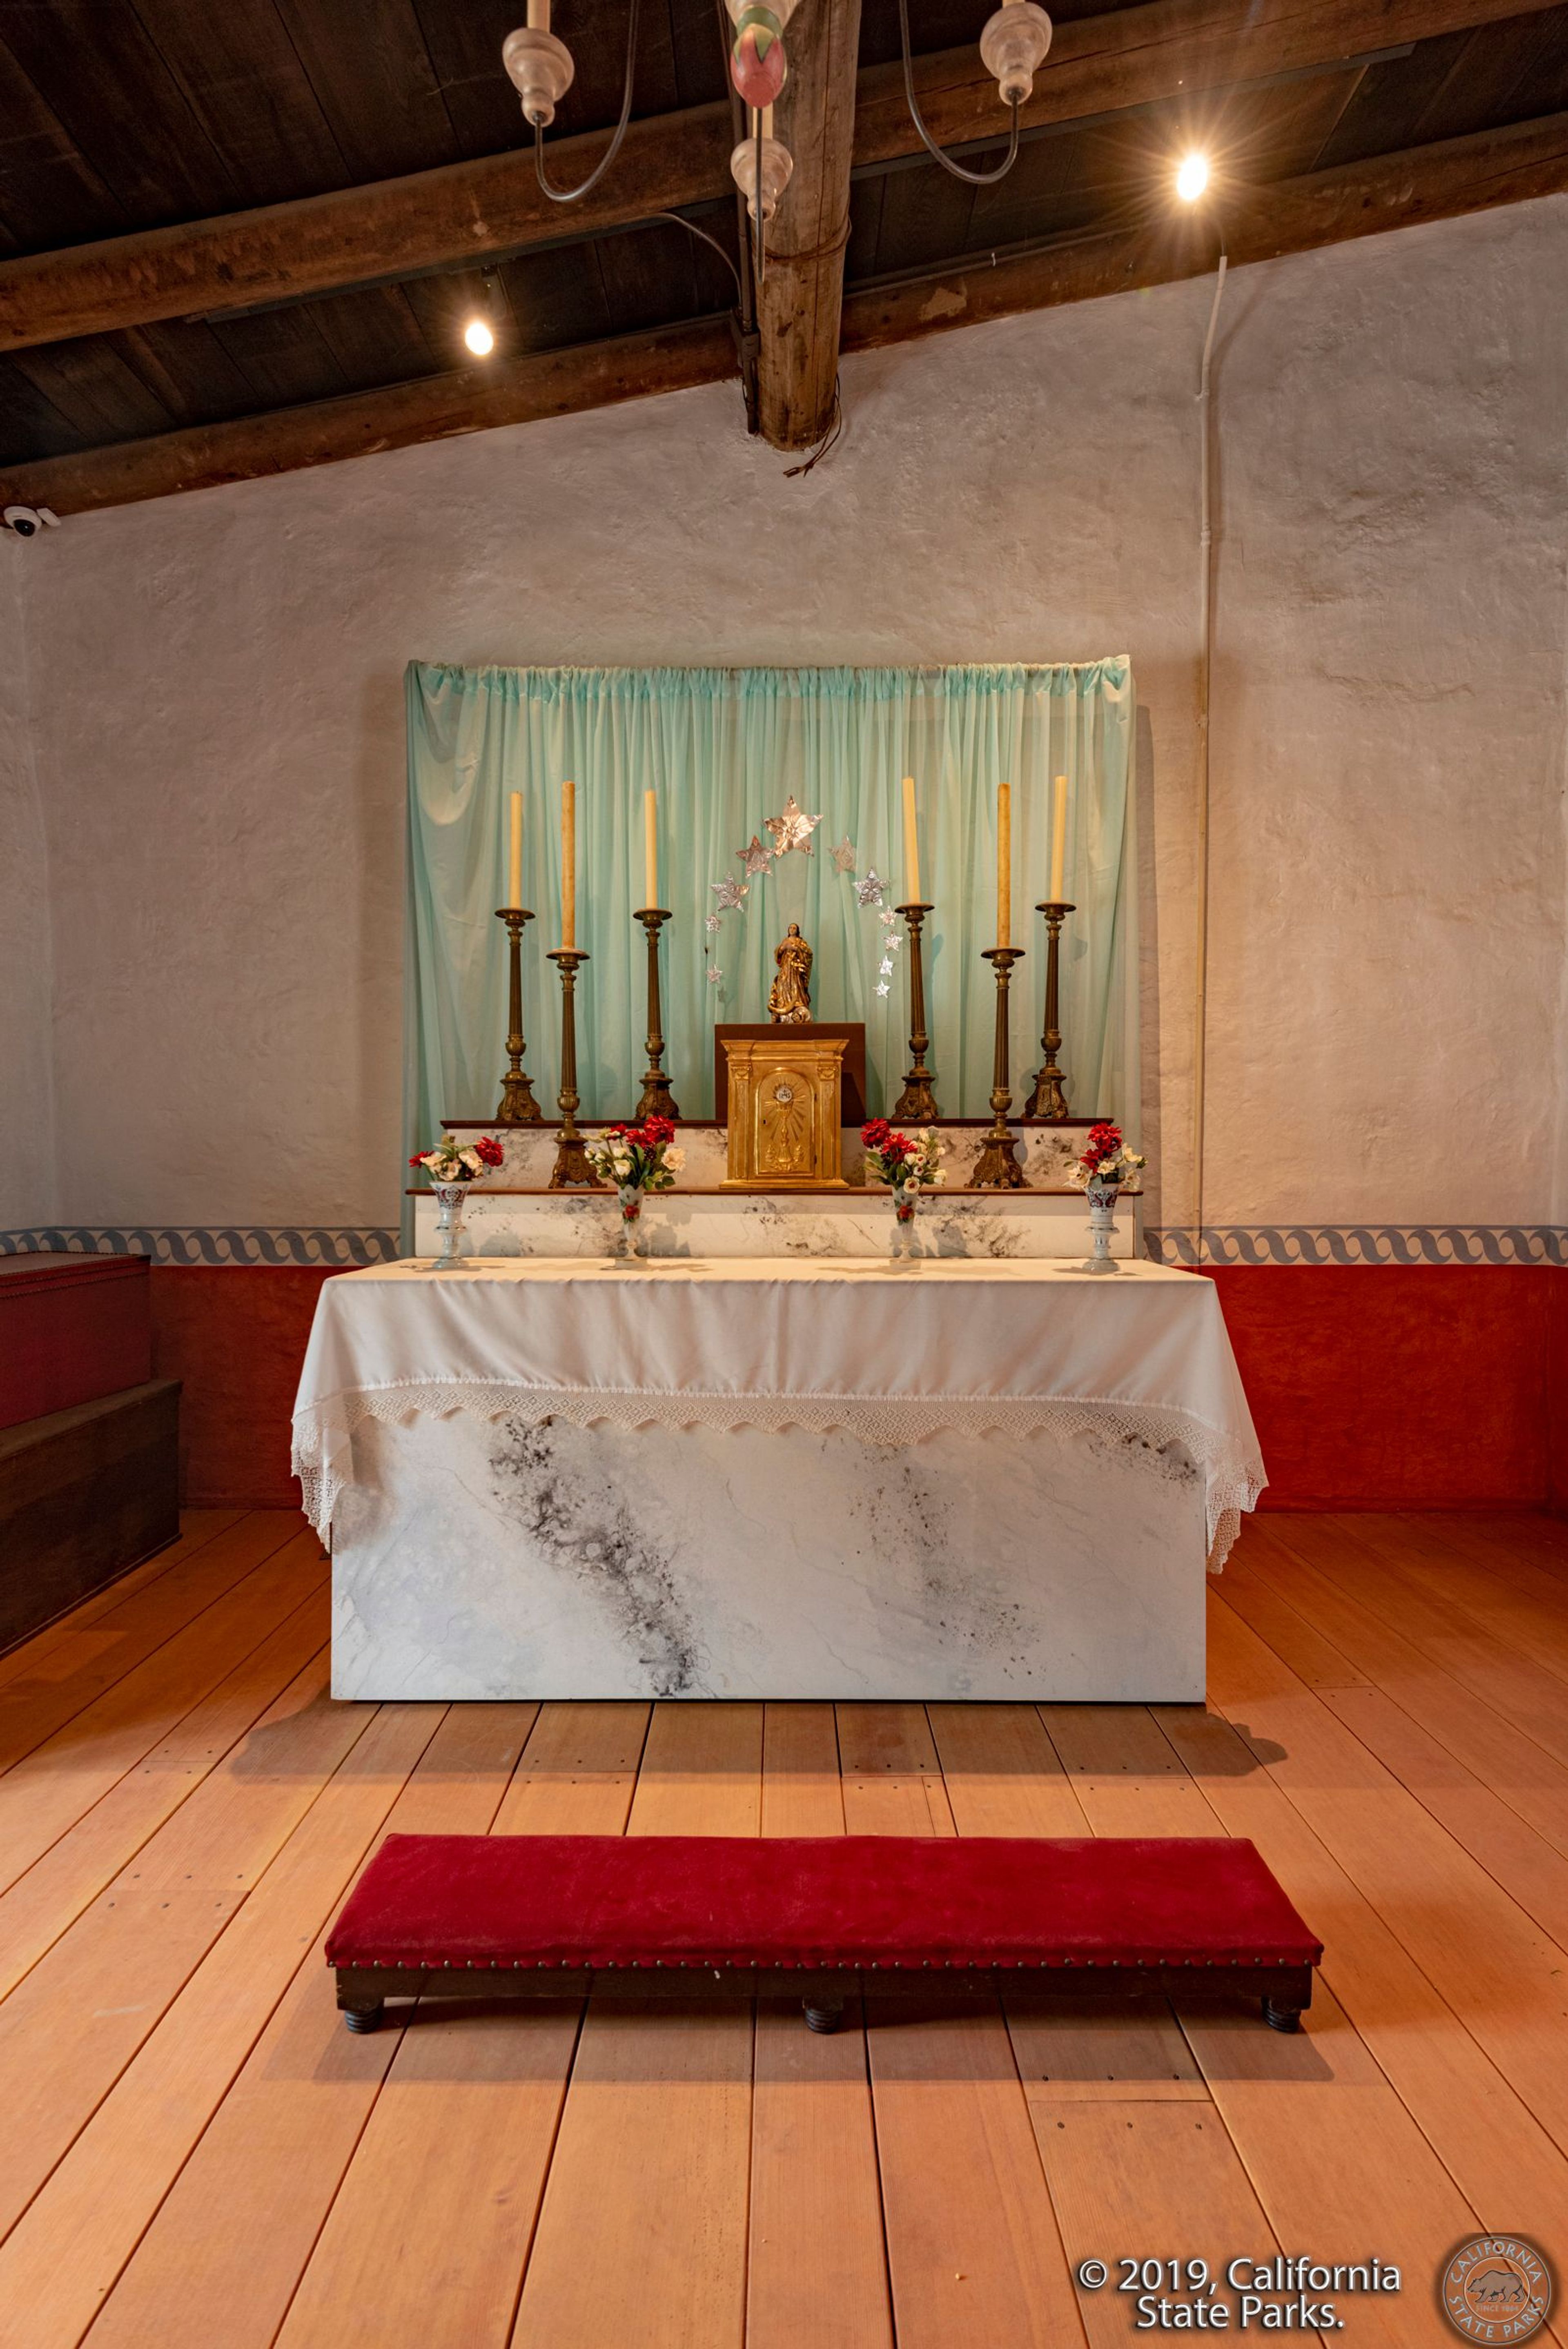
[{"left": 722, "top": 1034, "right": 849, "bottom": 1189}]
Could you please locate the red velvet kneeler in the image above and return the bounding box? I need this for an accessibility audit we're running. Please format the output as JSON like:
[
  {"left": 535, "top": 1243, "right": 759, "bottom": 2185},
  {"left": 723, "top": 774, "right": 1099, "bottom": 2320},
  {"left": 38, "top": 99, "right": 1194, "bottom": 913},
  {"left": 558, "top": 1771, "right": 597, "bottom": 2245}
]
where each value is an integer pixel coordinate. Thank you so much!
[{"left": 328, "top": 1833, "right": 1321, "bottom": 2035}]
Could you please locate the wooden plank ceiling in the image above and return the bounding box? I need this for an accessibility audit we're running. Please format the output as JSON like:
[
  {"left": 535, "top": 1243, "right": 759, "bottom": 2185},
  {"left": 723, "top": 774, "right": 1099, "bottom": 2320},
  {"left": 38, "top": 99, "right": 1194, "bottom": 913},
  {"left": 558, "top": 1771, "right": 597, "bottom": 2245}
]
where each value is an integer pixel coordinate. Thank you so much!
[{"left": 1, "top": 0, "right": 1567, "bottom": 508}]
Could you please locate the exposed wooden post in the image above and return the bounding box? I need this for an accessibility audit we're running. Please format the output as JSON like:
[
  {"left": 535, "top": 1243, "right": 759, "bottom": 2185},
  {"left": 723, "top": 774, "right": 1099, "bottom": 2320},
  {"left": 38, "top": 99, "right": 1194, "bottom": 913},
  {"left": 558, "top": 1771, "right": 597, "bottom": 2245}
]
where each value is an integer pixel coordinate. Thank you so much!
[{"left": 756, "top": 0, "right": 863, "bottom": 451}]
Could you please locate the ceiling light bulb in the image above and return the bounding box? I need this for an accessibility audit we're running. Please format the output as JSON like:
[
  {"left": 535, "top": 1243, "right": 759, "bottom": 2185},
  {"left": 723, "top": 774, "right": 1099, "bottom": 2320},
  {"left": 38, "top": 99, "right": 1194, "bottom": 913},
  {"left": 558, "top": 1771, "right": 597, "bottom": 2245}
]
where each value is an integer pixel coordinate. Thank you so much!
[
  {"left": 464, "top": 318, "right": 496, "bottom": 357},
  {"left": 1176, "top": 153, "right": 1209, "bottom": 204}
]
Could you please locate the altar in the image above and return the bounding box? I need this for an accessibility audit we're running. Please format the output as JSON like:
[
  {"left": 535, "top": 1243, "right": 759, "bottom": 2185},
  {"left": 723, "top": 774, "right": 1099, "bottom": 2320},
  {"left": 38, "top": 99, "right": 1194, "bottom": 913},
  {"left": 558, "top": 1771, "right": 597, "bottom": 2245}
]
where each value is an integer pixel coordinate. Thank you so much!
[{"left": 293, "top": 1257, "right": 1263, "bottom": 1704}]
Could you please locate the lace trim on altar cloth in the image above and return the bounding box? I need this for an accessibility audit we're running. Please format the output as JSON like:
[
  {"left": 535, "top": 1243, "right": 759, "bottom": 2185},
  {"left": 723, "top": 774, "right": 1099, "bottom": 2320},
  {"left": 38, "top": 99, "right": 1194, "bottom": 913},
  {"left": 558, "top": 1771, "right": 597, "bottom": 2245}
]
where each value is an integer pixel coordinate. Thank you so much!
[{"left": 292, "top": 1383, "right": 1265, "bottom": 1568}]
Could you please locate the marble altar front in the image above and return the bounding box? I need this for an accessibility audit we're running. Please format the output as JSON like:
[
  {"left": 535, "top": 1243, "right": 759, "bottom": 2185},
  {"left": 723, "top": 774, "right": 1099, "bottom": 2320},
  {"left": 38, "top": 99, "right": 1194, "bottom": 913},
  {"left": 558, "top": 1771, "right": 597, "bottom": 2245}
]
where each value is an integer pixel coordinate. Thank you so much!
[{"left": 330, "top": 1409, "right": 1207, "bottom": 1701}]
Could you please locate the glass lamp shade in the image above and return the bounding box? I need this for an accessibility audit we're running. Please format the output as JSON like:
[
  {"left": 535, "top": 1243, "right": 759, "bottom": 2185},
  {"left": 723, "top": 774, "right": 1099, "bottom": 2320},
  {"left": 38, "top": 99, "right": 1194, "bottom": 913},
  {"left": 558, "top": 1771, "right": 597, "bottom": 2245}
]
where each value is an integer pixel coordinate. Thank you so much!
[
  {"left": 724, "top": 0, "right": 798, "bottom": 27},
  {"left": 729, "top": 131, "right": 794, "bottom": 223},
  {"left": 731, "top": 8, "right": 787, "bottom": 108},
  {"left": 978, "top": 0, "right": 1052, "bottom": 107},
  {"left": 502, "top": 24, "right": 576, "bottom": 127}
]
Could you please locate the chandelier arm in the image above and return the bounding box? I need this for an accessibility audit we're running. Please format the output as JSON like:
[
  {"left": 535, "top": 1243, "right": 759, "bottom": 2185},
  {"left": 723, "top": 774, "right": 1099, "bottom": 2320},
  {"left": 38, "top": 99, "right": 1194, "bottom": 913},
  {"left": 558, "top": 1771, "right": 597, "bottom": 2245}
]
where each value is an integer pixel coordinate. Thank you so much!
[
  {"left": 653, "top": 209, "right": 745, "bottom": 298},
  {"left": 755, "top": 110, "right": 765, "bottom": 287},
  {"left": 896, "top": 0, "right": 1021, "bottom": 186},
  {"left": 535, "top": 0, "right": 642, "bottom": 203}
]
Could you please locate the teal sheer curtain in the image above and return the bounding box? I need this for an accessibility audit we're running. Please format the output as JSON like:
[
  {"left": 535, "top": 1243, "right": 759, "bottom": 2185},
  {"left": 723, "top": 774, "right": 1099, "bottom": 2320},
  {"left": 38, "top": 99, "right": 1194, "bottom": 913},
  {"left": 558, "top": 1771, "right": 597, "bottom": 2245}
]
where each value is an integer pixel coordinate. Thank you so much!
[{"left": 405, "top": 661, "right": 1137, "bottom": 1235}]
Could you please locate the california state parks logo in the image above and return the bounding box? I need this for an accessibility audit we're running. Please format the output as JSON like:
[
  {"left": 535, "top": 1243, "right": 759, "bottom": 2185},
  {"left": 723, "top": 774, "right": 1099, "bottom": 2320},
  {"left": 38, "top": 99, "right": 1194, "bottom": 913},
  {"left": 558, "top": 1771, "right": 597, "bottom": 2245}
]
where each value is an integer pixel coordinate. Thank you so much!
[{"left": 1439, "top": 2237, "right": 1552, "bottom": 2341}]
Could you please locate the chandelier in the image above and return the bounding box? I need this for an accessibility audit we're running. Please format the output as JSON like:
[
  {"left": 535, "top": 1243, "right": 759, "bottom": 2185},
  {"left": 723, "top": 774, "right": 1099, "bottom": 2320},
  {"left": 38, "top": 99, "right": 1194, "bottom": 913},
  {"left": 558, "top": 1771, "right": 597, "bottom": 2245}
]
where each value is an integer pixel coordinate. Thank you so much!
[{"left": 502, "top": 0, "right": 1053, "bottom": 272}]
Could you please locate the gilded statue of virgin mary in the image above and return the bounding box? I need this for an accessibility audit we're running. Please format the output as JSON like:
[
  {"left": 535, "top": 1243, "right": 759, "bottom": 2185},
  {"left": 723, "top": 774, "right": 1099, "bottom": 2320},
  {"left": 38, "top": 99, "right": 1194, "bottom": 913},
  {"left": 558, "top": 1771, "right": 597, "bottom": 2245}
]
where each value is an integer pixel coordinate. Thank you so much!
[{"left": 768, "top": 924, "right": 813, "bottom": 1025}]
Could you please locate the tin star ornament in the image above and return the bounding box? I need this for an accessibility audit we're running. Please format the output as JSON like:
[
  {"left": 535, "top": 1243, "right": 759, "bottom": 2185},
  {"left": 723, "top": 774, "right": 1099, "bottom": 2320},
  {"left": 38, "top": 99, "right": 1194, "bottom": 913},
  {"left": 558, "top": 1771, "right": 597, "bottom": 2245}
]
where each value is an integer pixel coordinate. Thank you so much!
[
  {"left": 710, "top": 876, "right": 748, "bottom": 913},
  {"left": 765, "top": 797, "right": 823, "bottom": 857},
  {"left": 855, "top": 868, "right": 887, "bottom": 908},
  {"left": 736, "top": 835, "right": 773, "bottom": 878},
  {"left": 829, "top": 835, "right": 856, "bottom": 874}
]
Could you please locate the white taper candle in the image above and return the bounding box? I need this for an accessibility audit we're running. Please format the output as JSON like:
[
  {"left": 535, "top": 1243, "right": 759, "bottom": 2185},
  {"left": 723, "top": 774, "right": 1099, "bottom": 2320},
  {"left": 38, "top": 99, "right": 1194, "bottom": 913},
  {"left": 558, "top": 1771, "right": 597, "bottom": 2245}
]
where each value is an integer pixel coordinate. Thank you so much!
[
  {"left": 561, "top": 778, "right": 576, "bottom": 950},
  {"left": 1049, "top": 773, "right": 1068, "bottom": 902}
]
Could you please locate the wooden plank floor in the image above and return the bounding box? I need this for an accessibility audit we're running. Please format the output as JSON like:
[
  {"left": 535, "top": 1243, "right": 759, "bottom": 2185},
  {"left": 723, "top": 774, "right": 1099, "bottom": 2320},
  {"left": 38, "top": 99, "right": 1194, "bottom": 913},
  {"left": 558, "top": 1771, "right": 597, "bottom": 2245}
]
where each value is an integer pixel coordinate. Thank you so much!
[{"left": 1, "top": 1507, "right": 1566, "bottom": 2348}]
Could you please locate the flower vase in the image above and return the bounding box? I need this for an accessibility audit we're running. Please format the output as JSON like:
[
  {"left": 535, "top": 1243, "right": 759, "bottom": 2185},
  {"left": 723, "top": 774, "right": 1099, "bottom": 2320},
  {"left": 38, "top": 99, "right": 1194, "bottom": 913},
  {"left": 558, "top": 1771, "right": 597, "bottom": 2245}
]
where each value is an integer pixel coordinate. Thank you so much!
[
  {"left": 889, "top": 1186, "right": 919, "bottom": 1260},
  {"left": 616, "top": 1185, "right": 647, "bottom": 1259},
  {"left": 431, "top": 1182, "right": 468, "bottom": 1270},
  {"left": 1083, "top": 1180, "right": 1121, "bottom": 1274}
]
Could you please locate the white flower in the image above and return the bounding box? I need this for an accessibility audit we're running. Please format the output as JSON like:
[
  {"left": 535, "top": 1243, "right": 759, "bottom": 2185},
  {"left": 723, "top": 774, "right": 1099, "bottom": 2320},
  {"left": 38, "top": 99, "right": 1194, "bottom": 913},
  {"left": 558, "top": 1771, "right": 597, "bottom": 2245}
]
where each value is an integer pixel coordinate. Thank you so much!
[
  {"left": 458, "top": 1147, "right": 483, "bottom": 1174},
  {"left": 664, "top": 1147, "right": 686, "bottom": 1172}
]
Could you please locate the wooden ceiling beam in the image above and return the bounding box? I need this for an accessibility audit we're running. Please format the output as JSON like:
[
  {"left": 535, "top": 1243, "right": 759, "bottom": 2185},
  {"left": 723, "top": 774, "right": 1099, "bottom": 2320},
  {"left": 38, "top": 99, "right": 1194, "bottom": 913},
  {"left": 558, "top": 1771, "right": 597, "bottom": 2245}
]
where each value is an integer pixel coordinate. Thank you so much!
[
  {"left": 850, "top": 0, "right": 1557, "bottom": 167},
  {"left": 758, "top": 0, "right": 864, "bottom": 450},
  {"left": 840, "top": 106, "right": 1568, "bottom": 349},
  {"left": 0, "top": 318, "right": 740, "bottom": 512},
  {"left": 3, "top": 109, "right": 1565, "bottom": 516},
  {"left": 0, "top": 0, "right": 1559, "bottom": 355}
]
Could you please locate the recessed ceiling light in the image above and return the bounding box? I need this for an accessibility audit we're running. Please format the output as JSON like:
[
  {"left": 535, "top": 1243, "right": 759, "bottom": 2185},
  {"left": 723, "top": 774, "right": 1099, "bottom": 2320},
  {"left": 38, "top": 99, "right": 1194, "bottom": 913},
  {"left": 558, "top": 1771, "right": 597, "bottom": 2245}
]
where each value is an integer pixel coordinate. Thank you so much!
[{"left": 464, "top": 317, "right": 496, "bottom": 357}]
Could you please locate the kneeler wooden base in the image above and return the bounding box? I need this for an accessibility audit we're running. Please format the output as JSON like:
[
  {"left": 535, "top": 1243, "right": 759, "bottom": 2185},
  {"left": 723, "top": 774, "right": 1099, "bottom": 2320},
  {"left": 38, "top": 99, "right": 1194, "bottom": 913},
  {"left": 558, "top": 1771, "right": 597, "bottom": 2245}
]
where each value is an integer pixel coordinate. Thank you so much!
[
  {"left": 333, "top": 1958, "right": 1317, "bottom": 2036},
  {"left": 327, "top": 1832, "right": 1322, "bottom": 2037}
]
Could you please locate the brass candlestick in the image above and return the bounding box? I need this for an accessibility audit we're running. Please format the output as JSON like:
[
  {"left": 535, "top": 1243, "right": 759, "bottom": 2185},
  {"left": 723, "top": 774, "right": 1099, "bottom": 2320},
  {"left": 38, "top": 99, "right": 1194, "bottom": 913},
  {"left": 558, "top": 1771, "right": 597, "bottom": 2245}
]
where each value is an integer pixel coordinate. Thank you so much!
[
  {"left": 546, "top": 948, "right": 604, "bottom": 1188},
  {"left": 891, "top": 902, "right": 940, "bottom": 1120},
  {"left": 633, "top": 908, "right": 680, "bottom": 1121},
  {"left": 1025, "top": 900, "right": 1076, "bottom": 1121},
  {"left": 494, "top": 907, "right": 543, "bottom": 1125},
  {"left": 973, "top": 945, "right": 1027, "bottom": 1188}
]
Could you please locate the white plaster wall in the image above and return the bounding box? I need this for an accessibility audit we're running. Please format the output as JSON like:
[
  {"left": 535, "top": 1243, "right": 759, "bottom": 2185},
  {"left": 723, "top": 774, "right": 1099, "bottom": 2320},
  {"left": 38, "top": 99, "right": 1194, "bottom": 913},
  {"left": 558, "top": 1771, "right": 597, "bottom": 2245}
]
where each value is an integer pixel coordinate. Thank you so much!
[
  {"left": 1205, "top": 207, "right": 1568, "bottom": 1227},
  {"left": 9, "top": 194, "right": 1567, "bottom": 1235},
  {"left": 0, "top": 539, "right": 56, "bottom": 1227}
]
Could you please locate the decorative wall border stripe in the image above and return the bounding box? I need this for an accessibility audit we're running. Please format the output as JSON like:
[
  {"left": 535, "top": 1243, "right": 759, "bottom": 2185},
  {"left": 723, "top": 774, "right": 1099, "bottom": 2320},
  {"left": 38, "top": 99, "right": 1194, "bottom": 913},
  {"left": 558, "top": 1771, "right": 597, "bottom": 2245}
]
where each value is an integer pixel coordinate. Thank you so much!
[
  {"left": 0, "top": 1227, "right": 399, "bottom": 1267},
  {"left": 4, "top": 1225, "right": 1564, "bottom": 1269},
  {"left": 1145, "top": 1226, "right": 1568, "bottom": 1267}
]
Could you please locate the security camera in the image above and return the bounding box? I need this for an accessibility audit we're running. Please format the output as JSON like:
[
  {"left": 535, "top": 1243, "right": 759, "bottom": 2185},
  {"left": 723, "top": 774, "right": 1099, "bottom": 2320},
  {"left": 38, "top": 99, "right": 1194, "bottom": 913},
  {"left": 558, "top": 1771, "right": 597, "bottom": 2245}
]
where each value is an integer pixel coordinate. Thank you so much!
[{"left": 2, "top": 505, "right": 60, "bottom": 539}]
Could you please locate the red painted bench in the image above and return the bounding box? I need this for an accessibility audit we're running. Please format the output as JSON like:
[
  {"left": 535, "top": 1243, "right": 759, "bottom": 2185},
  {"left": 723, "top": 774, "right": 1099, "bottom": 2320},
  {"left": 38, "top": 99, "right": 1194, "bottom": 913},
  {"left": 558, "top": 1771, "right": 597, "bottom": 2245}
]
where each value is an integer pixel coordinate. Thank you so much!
[{"left": 327, "top": 1834, "right": 1321, "bottom": 2035}]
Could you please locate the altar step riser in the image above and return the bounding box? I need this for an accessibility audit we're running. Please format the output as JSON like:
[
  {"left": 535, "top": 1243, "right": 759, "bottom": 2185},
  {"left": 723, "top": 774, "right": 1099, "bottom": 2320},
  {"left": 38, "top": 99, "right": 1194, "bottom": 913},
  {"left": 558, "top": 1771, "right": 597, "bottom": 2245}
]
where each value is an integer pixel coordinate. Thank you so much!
[
  {"left": 413, "top": 1190, "right": 1131, "bottom": 1261},
  {"left": 450, "top": 1123, "right": 1086, "bottom": 1190},
  {"left": 422, "top": 1120, "right": 1127, "bottom": 1259}
]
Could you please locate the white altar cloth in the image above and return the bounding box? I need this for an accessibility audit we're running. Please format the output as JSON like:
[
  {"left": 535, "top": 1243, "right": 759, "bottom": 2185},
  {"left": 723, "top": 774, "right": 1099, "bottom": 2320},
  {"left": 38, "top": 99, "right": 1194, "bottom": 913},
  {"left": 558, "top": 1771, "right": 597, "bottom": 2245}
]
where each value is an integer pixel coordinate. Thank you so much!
[{"left": 292, "top": 1258, "right": 1264, "bottom": 1567}]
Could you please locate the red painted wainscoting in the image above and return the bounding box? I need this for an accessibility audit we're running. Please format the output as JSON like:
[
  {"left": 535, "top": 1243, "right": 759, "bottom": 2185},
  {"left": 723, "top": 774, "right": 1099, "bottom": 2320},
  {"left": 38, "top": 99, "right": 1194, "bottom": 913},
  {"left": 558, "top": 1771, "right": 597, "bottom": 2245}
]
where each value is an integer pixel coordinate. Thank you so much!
[
  {"left": 1204, "top": 1264, "right": 1557, "bottom": 1512},
  {"left": 147, "top": 1262, "right": 1565, "bottom": 1514},
  {"left": 149, "top": 1266, "right": 336, "bottom": 1509},
  {"left": 1550, "top": 1267, "right": 1568, "bottom": 1512}
]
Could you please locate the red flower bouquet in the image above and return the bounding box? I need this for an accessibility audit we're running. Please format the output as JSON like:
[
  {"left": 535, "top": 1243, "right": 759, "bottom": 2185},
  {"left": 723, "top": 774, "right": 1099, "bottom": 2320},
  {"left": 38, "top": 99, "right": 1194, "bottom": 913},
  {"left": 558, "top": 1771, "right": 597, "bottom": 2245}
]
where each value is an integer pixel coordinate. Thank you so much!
[
  {"left": 861, "top": 1120, "right": 946, "bottom": 1222},
  {"left": 409, "top": 1132, "right": 505, "bottom": 1184},
  {"left": 1072, "top": 1121, "right": 1146, "bottom": 1192},
  {"left": 586, "top": 1115, "right": 685, "bottom": 1220}
]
